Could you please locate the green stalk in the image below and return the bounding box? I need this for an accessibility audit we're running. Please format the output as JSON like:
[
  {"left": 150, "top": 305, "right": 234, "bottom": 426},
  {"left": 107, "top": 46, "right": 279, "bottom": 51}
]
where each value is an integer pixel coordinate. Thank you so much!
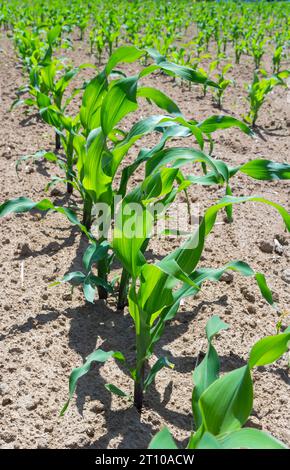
[
  {"left": 117, "top": 268, "right": 130, "bottom": 310},
  {"left": 184, "top": 188, "right": 192, "bottom": 225},
  {"left": 82, "top": 195, "right": 93, "bottom": 230},
  {"left": 66, "top": 132, "right": 74, "bottom": 195},
  {"left": 225, "top": 184, "right": 233, "bottom": 223},
  {"left": 134, "top": 361, "right": 145, "bottom": 412},
  {"left": 201, "top": 162, "right": 207, "bottom": 174},
  {"left": 97, "top": 257, "right": 108, "bottom": 300},
  {"left": 131, "top": 281, "right": 148, "bottom": 412},
  {"left": 55, "top": 132, "right": 61, "bottom": 151}
]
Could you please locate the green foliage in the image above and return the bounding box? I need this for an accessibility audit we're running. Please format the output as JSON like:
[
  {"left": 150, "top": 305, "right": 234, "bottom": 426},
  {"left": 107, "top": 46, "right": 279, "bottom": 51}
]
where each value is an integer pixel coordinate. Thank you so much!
[
  {"left": 1, "top": 0, "right": 290, "bottom": 450},
  {"left": 149, "top": 316, "right": 290, "bottom": 449},
  {"left": 245, "top": 70, "right": 290, "bottom": 126}
]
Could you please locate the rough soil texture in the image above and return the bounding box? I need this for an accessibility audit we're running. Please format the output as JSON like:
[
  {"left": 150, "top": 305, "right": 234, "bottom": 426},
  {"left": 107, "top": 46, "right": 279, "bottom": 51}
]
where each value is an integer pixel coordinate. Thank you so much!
[{"left": 0, "top": 32, "right": 289, "bottom": 449}]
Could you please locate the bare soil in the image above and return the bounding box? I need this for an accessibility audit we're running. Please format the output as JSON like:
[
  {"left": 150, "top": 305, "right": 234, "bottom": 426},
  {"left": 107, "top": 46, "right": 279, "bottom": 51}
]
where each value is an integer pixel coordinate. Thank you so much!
[{"left": 0, "top": 33, "right": 289, "bottom": 449}]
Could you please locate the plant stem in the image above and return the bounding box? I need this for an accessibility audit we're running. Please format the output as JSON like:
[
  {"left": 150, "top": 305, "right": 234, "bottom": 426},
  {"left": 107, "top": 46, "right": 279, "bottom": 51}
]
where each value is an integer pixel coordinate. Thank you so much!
[
  {"left": 225, "top": 184, "right": 233, "bottom": 223},
  {"left": 134, "top": 361, "right": 145, "bottom": 412},
  {"left": 117, "top": 268, "right": 130, "bottom": 310},
  {"left": 55, "top": 132, "right": 61, "bottom": 151},
  {"left": 184, "top": 188, "right": 192, "bottom": 225},
  {"left": 67, "top": 181, "right": 73, "bottom": 194},
  {"left": 66, "top": 133, "right": 74, "bottom": 195},
  {"left": 97, "top": 258, "right": 108, "bottom": 300},
  {"left": 82, "top": 195, "right": 93, "bottom": 230}
]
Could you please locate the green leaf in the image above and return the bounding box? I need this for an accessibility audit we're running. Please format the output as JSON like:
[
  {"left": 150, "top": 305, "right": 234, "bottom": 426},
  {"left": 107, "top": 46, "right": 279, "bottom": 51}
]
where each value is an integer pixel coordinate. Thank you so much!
[
  {"left": 105, "top": 384, "right": 130, "bottom": 398},
  {"left": 105, "top": 46, "right": 145, "bottom": 76},
  {"left": 82, "top": 127, "right": 112, "bottom": 204},
  {"left": 204, "top": 196, "right": 290, "bottom": 234},
  {"left": 206, "top": 315, "right": 229, "bottom": 343},
  {"left": 148, "top": 428, "right": 178, "bottom": 450},
  {"left": 195, "top": 432, "right": 222, "bottom": 449},
  {"left": 83, "top": 276, "right": 96, "bottom": 303},
  {"left": 192, "top": 316, "right": 229, "bottom": 429},
  {"left": 197, "top": 115, "right": 253, "bottom": 136},
  {"left": 101, "top": 76, "right": 138, "bottom": 136},
  {"left": 16, "top": 150, "right": 57, "bottom": 172},
  {"left": 50, "top": 271, "right": 85, "bottom": 287},
  {"left": 254, "top": 272, "right": 273, "bottom": 305},
  {"left": 80, "top": 72, "right": 107, "bottom": 134},
  {"left": 111, "top": 114, "right": 167, "bottom": 175},
  {"left": 47, "top": 25, "right": 61, "bottom": 46},
  {"left": 240, "top": 160, "right": 290, "bottom": 180},
  {"left": 137, "top": 264, "right": 175, "bottom": 323},
  {"left": 248, "top": 332, "right": 290, "bottom": 369},
  {"left": 137, "top": 87, "right": 181, "bottom": 115},
  {"left": 217, "top": 428, "right": 288, "bottom": 449},
  {"left": 113, "top": 202, "right": 153, "bottom": 278},
  {"left": 141, "top": 167, "right": 179, "bottom": 203},
  {"left": 186, "top": 260, "right": 273, "bottom": 307},
  {"left": 61, "top": 349, "right": 125, "bottom": 415},
  {"left": 199, "top": 365, "right": 253, "bottom": 435},
  {"left": 0, "top": 197, "right": 90, "bottom": 239},
  {"left": 145, "top": 147, "right": 227, "bottom": 182},
  {"left": 158, "top": 60, "right": 219, "bottom": 88},
  {"left": 144, "top": 357, "right": 174, "bottom": 392},
  {"left": 82, "top": 241, "right": 109, "bottom": 272}
]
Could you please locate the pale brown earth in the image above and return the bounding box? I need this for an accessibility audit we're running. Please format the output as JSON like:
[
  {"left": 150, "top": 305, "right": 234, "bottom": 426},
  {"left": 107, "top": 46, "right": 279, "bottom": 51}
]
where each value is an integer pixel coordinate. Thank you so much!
[{"left": 0, "top": 31, "right": 289, "bottom": 449}]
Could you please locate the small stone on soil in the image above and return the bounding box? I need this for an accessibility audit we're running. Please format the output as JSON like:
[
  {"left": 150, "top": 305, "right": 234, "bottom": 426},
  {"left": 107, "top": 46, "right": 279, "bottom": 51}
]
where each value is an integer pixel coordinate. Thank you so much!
[
  {"left": 241, "top": 287, "right": 255, "bottom": 303},
  {"left": 274, "top": 239, "right": 284, "bottom": 255},
  {"left": 86, "top": 427, "right": 95, "bottom": 438},
  {"left": 62, "top": 293, "right": 72, "bottom": 301},
  {"left": 220, "top": 271, "right": 234, "bottom": 283},
  {"left": 2, "top": 396, "right": 13, "bottom": 406},
  {"left": 281, "top": 269, "right": 290, "bottom": 284},
  {"left": 247, "top": 305, "right": 256, "bottom": 314},
  {"left": 259, "top": 241, "right": 273, "bottom": 254}
]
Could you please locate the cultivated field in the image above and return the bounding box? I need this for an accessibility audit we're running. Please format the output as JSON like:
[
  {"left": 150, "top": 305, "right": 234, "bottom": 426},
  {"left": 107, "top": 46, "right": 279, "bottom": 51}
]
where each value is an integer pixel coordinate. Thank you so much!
[{"left": 0, "top": 0, "right": 289, "bottom": 449}]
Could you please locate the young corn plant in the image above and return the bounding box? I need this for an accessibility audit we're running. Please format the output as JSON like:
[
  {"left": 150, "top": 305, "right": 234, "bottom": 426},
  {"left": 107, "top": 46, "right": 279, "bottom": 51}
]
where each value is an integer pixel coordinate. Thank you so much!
[
  {"left": 3, "top": 46, "right": 222, "bottom": 300},
  {"left": 149, "top": 316, "right": 290, "bottom": 449},
  {"left": 251, "top": 35, "right": 266, "bottom": 70},
  {"left": 213, "top": 63, "right": 234, "bottom": 109},
  {"left": 234, "top": 39, "right": 246, "bottom": 65},
  {"left": 3, "top": 48, "right": 290, "bottom": 305},
  {"left": 89, "top": 27, "right": 106, "bottom": 64},
  {"left": 197, "top": 59, "right": 218, "bottom": 98},
  {"left": 12, "top": 58, "right": 89, "bottom": 151},
  {"left": 61, "top": 193, "right": 290, "bottom": 414},
  {"left": 12, "top": 24, "right": 62, "bottom": 74},
  {"left": 244, "top": 70, "right": 290, "bottom": 126},
  {"left": 272, "top": 44, "right": 283, "bottom": 74}
]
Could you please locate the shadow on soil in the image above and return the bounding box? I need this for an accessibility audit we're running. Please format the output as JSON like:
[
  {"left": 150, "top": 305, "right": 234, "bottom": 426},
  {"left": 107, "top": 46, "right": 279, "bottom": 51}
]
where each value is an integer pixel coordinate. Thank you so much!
[
  {"left": 1, "top": 280, "right": 249, "bottom": 449},
  {"left": 0, "top": 224, "right": 273, "bottom": 448}
]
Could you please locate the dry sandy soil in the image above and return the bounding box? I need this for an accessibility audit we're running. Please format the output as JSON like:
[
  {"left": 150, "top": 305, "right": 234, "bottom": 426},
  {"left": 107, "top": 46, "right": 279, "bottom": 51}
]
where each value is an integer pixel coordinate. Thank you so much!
[{"left": 0, "top": 31, "right": 289, "bottom": 449}]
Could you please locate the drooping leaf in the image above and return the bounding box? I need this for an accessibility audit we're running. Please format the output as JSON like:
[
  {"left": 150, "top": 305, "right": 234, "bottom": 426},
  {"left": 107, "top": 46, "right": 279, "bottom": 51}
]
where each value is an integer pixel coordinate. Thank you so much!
[
  {"left": 137, "top": 86, "right": 181, "bottom": 115},
  {"left": 144, "top": 357, "right": 174, "bottom": 392},
  {"left": 105, "top": 383, "right": 130, "bottom": 398},
  {"left": 197, "top": 115, "right": 253, "bottom": 136},
  {"left": 216, "top": 428, "right": 288, "bottom": 449},
  {"left": 240, "top": 159, "right": 290, "bottom": 180},
  {"left": 61, "top": 349, "right": 125, "bottom": 415},
  {"left": 248, "top": 332, "right": 290, "bottom": 369},
  {"left": 0, "top": 197, "right": 91, "bottom": 239}
]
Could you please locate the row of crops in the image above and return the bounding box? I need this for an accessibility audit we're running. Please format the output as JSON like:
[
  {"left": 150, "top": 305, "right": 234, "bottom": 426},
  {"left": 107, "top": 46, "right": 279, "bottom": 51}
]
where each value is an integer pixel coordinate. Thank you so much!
[{"left": 0, "top": 0, "right": 290, "bottom": 449}]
